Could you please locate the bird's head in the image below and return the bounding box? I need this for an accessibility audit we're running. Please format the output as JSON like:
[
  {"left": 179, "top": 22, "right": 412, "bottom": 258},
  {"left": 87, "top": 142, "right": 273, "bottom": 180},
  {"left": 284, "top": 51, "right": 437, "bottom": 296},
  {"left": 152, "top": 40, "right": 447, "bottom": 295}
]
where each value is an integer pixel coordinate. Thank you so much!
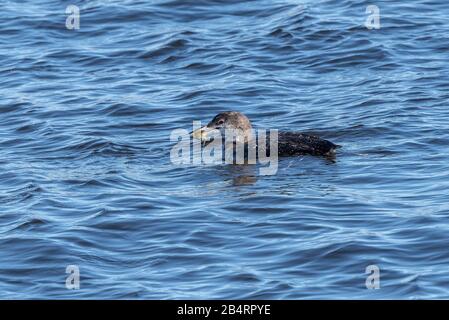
[{"left": 192, "top": 111, "right": 253, "bottom": 144}]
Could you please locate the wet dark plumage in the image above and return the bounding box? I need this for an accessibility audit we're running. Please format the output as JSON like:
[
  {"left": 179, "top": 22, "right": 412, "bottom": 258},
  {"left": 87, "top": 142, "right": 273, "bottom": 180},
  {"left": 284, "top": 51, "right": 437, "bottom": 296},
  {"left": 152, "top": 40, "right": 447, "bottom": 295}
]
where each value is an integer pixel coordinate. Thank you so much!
[{"left": 277, "top": 131, "right": 339, "bottom": 156}]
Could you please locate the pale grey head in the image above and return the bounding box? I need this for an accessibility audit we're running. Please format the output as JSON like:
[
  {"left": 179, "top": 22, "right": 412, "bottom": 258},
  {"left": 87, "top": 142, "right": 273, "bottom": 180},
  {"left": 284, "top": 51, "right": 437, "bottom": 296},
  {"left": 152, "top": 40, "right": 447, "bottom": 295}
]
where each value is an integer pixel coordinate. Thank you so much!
[{"left": 192, "top": 111, "right": 253, "bottom": 143}]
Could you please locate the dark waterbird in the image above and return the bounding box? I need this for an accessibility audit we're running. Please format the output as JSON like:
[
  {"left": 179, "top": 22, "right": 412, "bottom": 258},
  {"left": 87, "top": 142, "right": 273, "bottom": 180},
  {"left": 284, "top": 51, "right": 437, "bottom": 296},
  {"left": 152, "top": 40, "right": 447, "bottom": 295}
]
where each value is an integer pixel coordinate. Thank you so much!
[{"left": 192, "top": 111, "right": 340, "bottom": 157}]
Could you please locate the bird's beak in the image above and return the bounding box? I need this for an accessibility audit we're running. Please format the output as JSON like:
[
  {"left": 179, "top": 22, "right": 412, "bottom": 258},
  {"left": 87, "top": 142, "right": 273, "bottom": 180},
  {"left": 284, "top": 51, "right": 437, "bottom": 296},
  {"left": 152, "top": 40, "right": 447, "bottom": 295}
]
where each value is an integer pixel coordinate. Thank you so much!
[{"left": 191, "top": 126, "right": 215, "bottom": 141}]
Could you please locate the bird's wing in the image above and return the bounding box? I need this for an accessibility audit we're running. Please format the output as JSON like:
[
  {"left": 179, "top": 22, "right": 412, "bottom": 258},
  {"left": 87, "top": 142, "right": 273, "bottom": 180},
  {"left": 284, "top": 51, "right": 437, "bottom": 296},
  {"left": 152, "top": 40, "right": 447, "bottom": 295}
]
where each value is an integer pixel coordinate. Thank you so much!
[{"left": 277, "top": 131, "right": 338, "bottom": 156}]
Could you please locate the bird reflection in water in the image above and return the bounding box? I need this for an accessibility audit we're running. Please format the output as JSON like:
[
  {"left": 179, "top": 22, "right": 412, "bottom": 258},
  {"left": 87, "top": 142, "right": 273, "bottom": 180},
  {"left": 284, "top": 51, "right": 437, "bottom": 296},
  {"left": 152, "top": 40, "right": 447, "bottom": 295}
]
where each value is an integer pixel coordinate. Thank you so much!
[{"left": 222, "top": 164, "right": 258, "bottom": 186}]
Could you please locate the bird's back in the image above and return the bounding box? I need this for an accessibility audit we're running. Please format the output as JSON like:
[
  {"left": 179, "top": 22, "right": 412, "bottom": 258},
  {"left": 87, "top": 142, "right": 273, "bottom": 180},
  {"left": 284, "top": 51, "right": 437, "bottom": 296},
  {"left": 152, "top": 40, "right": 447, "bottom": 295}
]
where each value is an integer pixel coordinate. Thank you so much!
[{"left": 277, "top": 131, "right": 339, "bottom": 156}]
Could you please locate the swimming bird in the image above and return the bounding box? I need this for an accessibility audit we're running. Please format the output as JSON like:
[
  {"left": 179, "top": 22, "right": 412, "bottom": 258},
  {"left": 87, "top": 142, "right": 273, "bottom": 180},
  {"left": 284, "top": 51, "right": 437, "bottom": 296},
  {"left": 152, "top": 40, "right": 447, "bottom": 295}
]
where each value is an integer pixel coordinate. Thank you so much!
[{"left": 192, "top": 111, "right": 339, "bottom": 157}]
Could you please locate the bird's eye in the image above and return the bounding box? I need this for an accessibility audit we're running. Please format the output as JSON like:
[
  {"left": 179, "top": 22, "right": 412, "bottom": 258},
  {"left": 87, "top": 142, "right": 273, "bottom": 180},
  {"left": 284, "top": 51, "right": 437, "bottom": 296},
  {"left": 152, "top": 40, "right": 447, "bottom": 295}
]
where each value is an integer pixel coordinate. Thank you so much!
[{"left": 217, "top": 119, "right": 224, "bottom": 125}]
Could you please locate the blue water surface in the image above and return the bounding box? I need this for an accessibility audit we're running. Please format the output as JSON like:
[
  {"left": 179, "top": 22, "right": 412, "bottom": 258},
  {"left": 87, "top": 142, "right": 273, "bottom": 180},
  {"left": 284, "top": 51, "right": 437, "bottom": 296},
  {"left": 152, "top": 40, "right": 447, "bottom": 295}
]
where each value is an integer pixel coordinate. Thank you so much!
[{"left": 1, "top": 0, "right": 449, "bottom": 299}]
